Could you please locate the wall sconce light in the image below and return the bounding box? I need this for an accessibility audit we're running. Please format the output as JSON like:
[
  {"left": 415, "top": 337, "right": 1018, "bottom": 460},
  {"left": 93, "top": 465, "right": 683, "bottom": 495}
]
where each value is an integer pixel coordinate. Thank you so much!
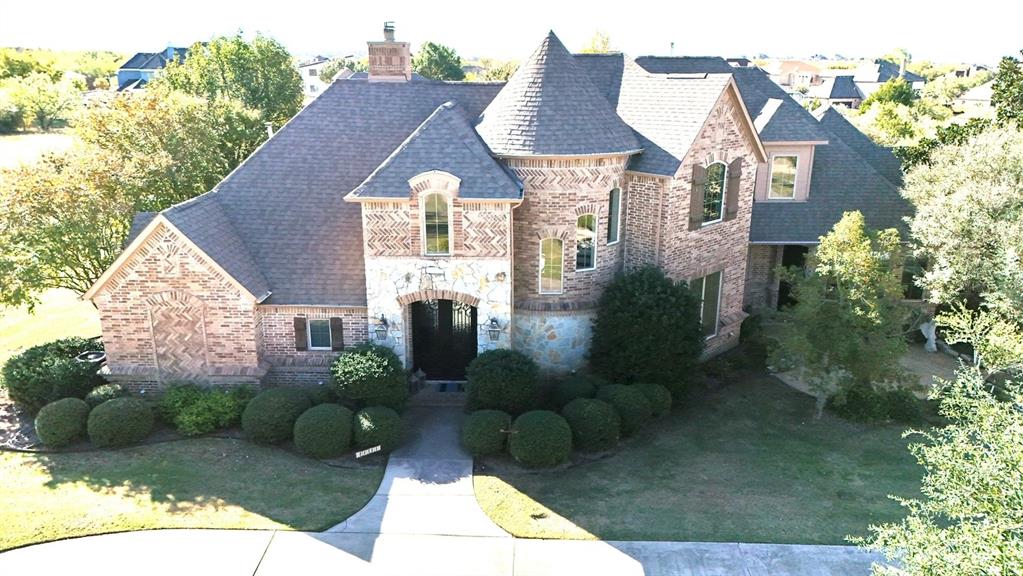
[
  {"left": 375, "top": 315, "right": 389, "bottom": 340},
  {"left": 487, "top": 318, "right": 501, "bottom": 342}
]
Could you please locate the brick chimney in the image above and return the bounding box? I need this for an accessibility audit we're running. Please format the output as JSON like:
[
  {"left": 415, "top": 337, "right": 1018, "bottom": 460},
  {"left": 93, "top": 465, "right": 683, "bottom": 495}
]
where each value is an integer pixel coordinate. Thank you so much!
[{"left": 368, "top": 22, "right": 412, "bottom": 82}]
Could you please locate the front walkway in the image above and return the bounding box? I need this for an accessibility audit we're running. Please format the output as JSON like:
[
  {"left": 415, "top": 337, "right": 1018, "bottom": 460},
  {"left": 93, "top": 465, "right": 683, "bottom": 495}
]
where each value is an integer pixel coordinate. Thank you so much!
[{"left": 0, "top": 406, "right": 890, "bottom": 575}]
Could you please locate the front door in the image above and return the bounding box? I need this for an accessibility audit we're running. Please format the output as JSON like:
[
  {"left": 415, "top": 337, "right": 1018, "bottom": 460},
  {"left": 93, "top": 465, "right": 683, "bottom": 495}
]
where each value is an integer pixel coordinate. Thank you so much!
[{"left": 410, "top": 299, "right": 478, "bottom": 380}]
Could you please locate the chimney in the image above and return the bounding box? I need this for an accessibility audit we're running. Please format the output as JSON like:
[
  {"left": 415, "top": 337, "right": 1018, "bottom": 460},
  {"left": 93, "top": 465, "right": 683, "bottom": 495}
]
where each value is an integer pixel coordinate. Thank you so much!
[
  {"left": 899, "top": 56, "right": 907, "bottom": 78},
  {"left": 368, "top": 21, "right": 412, "bottom": 82}
]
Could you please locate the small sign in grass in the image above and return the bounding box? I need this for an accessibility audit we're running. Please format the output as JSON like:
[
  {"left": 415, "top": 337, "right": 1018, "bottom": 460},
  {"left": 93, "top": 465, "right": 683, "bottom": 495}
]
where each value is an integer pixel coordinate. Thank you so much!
[{"left": 355, "top": 445, "right": 382, "bottom": 458}]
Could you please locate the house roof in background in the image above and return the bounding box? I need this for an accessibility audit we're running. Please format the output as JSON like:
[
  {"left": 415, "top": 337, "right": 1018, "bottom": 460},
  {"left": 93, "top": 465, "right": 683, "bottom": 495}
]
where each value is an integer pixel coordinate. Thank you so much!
[
  {"left": 119, "top": 47, "right": 189, "bottom": 71},
  {"left": 853, "top": 59, "right": 925, "bottom": 83},
  {"left": 809, "top": 75, "right": 862, "bottom": 100}
]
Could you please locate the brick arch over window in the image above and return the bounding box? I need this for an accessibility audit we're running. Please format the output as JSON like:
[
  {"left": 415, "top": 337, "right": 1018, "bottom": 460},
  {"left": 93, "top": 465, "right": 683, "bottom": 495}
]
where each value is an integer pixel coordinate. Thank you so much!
[
  {"left": 408, "top": 170, "right": 461, "bottom": 198},
  {"left": 574, "top": 202, "right": 604, "bottom": 218},
  {"left": 396, "top": 289, "right": 481, "bottom": 308}
]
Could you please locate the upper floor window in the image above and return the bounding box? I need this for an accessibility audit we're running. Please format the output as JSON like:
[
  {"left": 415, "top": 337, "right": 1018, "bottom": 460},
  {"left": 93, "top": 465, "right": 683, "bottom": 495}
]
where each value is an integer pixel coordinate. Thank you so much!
[
  {"left": 769, "top": 155, "right": 798, "bottom": 199},
  {"left": 422, "top": 192, "right": 450, "bottom": 255},
  {"left": 607, "top": 188, "right": 621, "bottom": 244},
  {"left": 703, "top": 162, "right": 727, "bottom": 224},
  {"left": 690, "top": 271, "right": 722, "bottom": 338},
  {"left": 539, "top": 238, "right": 563, "bottom": 294},
  {"left": 309, "top": 68, "right": 318, "bottom": 77},
  {"left": 576, "top": 214, "right": 596, "bottom": 271}
]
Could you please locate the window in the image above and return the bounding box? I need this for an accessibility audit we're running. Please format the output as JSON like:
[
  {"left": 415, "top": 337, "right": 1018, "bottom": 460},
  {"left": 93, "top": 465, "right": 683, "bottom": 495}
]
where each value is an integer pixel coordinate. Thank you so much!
[
  {"left": 308, "top": 319, "right": 332, "bottom": 350},
  {"left": 309, "top": 68, "right": 318, "bottom": 77},
  {"left": 703, "top": 162, "right": 726, "bottom": 224},
  {"left": 607, "top": 188, "right": 621, "bottom": 244},
  {"left": 539, "top": 238, "right": 564, "bottom": 293},
  {"left": 423, "top": 193, "right": 450, "bottom": 255},
  {"left": 309, "top": 84, "right": 318, "bottom": 93},
  {"left": 769, "top": 155, "right": 798, "bottom": 199},
  {"left": 690, "top": 271, "right": 722, "bottom": 338},
  {"left": 576, "top": 214, "right": 596, "bottom": 271}
]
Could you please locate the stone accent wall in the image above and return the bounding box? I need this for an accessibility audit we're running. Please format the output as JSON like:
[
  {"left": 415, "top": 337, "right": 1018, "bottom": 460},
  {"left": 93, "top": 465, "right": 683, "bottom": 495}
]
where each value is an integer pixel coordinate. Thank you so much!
[
  {"left": 257, "top": 305, "right": 369, "bottom": 387},
  {"left": 745, "top": 245, "right": 782, "bottom": 311},
  {"left": 513, "top": 310, "right": 593, "bottom": 373}
]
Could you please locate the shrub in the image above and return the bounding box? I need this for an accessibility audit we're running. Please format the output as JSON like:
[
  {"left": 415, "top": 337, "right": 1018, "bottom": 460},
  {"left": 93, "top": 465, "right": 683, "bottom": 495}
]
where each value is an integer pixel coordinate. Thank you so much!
[
  {"left": 241, "top": 388, "right": 313, "bottom": 444},
  {"left": 886, "top": 388, "right": 925, "bottom": 424},
  {"left": 590, "top": 267, "right": 703, "bottom": 398},
  {"left": 1, "top": 337, "right": 106, "bottom": 413},
  {"left": 461, "top": 409, "right": 511, "bottom": 457},
  {"left": 87, "top": 398, "right": 154, "bottom": 447},
  {"left": 828, "top": 382, "right": 889, "bottom": 422},
  {"left": 84, "top": 383, "right": 129, "bottom": 408},
  {"left": 597, "top": 385, "right": 653, "bottom": 436},
  {"left": 34, "top": 397, "right": 90, "bottom": 447},
  {"left": 465, "top": 349, "right": 539, "bottom": 414},
  {"left": 306, "top": 385, "right": 338, "bottom": 406},
  {"left": 632, "top": 383, "right": 673, "bottom": 417},
  {"left": 561, "top": 398, "right": 620, "bottom": 452},
  {"left": 158, "top": 383, "right": 204, "bottom": 422},
  {"left": 508, "top": 410, "right": 572, "bottom": 468},
  {"left": 175, "top": 388, "right": 252, "bottom": 436},
  {"left": 353, "top": 406, "right": 402, "bottom": 453},
  {"left": 293, "top": 404, "right": 354, "bottom": 459},
  {"left": 331, "top": 343, "right": 408, "bottom": 410},
  {"left": 550, "top": 374, "right": 602, "bottom": 409}
]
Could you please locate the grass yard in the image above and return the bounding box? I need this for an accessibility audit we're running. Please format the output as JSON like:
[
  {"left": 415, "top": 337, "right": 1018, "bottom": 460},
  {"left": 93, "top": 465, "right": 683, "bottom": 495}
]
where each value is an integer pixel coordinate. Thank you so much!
[
  {"left": 475, "top": 375, "right": 922, "bottom": 545},
  {"left": 0, "top": 438, "right": 384, "bottom": 551},
  {"left": 0, "top": 130, "right": 74, "bottom": 170},
  {"left": 0, "top": 288, "right": 101, "bottom": 366}
]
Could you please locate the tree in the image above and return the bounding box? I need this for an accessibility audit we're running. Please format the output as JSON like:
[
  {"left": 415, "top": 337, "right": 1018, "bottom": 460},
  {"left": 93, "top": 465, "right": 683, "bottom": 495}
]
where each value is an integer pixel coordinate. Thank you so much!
[
  {"left": 581, "top": 31, "right": 613, "bottom": 54},
  {"left": 861, "top": 101, "right": 920, "bottom": 146},
  {"left": 5, "top": 73, "right": 79, "bottom": 131},
  {"left": 862, "top": 77, "right": 917, "bottom": 108},
  {"left": 991, "top": 50, "right": 1023, "bottom": 125},
  {"left": 158, "top": 33, "right": 302, "bottom": 126},
  {"left": 412, "top": 42, "right": 465, "bottom": 81},
  {"left": 768, "top": 211, "right": 909, "bottom": 416},
  {"left": 468, "top": 58, "right": 518, "bottom": 82}
]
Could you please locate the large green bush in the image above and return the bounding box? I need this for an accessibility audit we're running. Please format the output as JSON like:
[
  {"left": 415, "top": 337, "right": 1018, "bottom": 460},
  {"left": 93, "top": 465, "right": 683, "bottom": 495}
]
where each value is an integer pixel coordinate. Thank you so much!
[
  {"left": 293, "top": 404, "right": 354, "bottom": 459},
  {"left": 241, "top": 388, "right": 312, "bottom": 444},
  {"left": 158, "top": 383, "right": 204, "bottom": 422},
  {"left": 465, "top": 349, "right": 539, "bottom": 414},
  {"left": 34, "top": 397, "right": 90, "bottom": 448},
  {"left": 84, "top": 383, "right": 129, "bottom": 408},
  {"left": 87, "top": 398, "right": 154, "bottom": 447},
  {"left": 508, "top": 410, "right": 572, "bottom": 468},
  {"left": 633, "top": 383, "right": 673, "bottom": 417},
  {"left": 550, "top": 374, "right": 602, "bottom": 409},
  {"left": 597, "top": 384, "right": 653, "bottom": 436},
  {"left": 331, "top": 343, "right": 408, "bottom": 410},
  {"left": 175, "top": 388, "right": 252, "bottom": 436},
  {"left": 353, "top": 406, "right": 402, "bottom": 453},
  {"left": 1, "top": 337, "right": 106, "bottom": 413},
  {"left": 561, "top": 398, "right": 620, "bottom": 452},
  {"left": 829, "top": 383, "right": 925, "bottom": 424},
  {"left": 461, "top": 409, "right": 511, "bottom": 457},
  {"left": 590, "top": 268, "right": 703, "bottom": 398}
]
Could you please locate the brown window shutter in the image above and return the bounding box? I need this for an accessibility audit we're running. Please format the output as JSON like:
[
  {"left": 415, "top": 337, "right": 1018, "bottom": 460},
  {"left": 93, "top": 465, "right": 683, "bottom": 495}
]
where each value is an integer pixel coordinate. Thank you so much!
[
  {"left": 294, "top": 317, "right": 308, "bottom": 351},
  {"left": 689, "top": 164, "right": 707, "bottom": 230},
  {"left": 329, "top": 317, "right": 345, "bottom": 351},
  {"left": 725, "top": 157, "right": 743, "bottom": 221}
]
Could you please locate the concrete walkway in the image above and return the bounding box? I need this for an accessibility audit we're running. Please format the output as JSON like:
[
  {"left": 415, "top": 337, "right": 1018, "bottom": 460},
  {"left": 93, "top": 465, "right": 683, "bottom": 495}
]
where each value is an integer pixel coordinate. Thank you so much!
[{"left": 0, "top": 406, "right": 890, "bottom": 575}]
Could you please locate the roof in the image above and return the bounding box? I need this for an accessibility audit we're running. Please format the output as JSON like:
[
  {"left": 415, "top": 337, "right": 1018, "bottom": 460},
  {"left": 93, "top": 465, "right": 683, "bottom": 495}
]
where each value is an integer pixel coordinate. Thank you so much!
[
  {"left": 476, "top": 32, "right": 640, "bottom": 156},
  {"left": 633, "top": 56, "right": 734, "bottom": 74},
  {"left": 125, "top": 212, "right": 156, "bottom": 246},
  {"left": 814, "top": 106, "right": 902, "bottom": 186},
  {"left": 809, "top": 75, "right": 861, "bottom": 100},
  {"left": 854, "top": 60, "right": 925, "bottom": 84},
  {"left": 348, "top": 101, "right": 522, "bottom": 200},
  {"left": 298, "top": 56, "right": 330, "bottom": 68},
  {"left": 958, "top": 81, "right": 994, "bottom": 102},
  {"left": 117, "top": 78, "right": 148, "bottom": 91},
  {"left": 119, "top": 47, "right": 188, "bottom": 71}
]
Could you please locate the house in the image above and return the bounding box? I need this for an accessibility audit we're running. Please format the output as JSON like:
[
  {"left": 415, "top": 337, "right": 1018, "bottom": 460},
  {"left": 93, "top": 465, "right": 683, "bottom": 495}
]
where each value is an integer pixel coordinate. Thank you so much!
[
  {"left": 298, "top": 56, "right": 350, "bottom": 99},
  {"left": 853, "top": 59, "right": 926, "bottom": 98},
  {"left": 807, "top": 75, "right": 863, "bottom": 108},
  {"left": 955, "top": 80, "right": 995, "bottom": 114},
  {"left": 767, "top": 60, "right": 823, "bottom": 88},
  {"left": 116, "top": 46, "right": 189, "bottom": 91},
  {"left": 84, "top": 27, "right": 909, "bottom": 391},
  {"left": 953, "top": 64, "right": 989, "bottom": 78}
]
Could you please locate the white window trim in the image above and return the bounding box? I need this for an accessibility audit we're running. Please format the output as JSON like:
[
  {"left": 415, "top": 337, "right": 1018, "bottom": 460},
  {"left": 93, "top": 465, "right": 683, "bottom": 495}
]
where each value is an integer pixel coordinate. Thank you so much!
[
  {"left": 701, "top": 161, "right": 728, "bottom": 227},
  {"left": 576, "top": 213, "right": 598, "bottom": 272},
  {"left": 697, "top": 271, "right": 724, "bottom": 340},
  {"left": 538, "top": 238, "right": 564, "bottom": 295},
  {"left": 420, "top": 191, "right": 453, "bottom": 256},
  {"left": 307, "top": 318, "right": 332, "bottom": 351},
  {"left": 607, "top": 188, "right": 622, "bottom": 246},
  {"left": 767, "top": 154, "right": 800, "bottom": 200}
]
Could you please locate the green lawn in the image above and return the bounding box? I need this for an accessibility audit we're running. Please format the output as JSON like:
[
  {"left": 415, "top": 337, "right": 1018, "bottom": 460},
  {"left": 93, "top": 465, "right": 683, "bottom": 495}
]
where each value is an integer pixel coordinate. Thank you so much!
[
  {"left": 0, "top": 288, "right": 101, "bottom": 365},
  {"left": 475, "top": 375, "right": 922, "bottom": 544},
  {"left": 0, "top": 130, "right": 74, "bottom": 170},
  {"left": 0, "top": 437, "right": 384, "bottom": 551}
]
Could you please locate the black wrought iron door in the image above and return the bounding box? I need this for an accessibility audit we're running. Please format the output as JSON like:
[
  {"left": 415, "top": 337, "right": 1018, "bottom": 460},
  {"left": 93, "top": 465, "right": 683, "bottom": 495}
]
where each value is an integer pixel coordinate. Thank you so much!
[{"left": 411, "top": 299, "right": 477, "bottom": 380}]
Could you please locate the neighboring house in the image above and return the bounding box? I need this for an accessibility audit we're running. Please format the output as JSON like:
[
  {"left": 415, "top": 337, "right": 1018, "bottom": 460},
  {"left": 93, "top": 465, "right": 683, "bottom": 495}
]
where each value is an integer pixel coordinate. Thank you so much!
[
  {"left": 85, "top": 27, "right": 909, "bottom": 391},
  {"left": 116, "top": 46, "right": 189, "bottom": 91},
  {"left": 853, "top": 59, "right": 926, "bottom": 98},
  {"left": 767, "top": 60, "right": 823, "bottom": 88},
  {"left": 807, "top": 75, "right": 863, "bottom": 108},
  {"left": 299, "top": 56, "right": 351, "bottom": 99},
  {"left": 953, "top": 64, "right": 989, "bottom": 78},
  {"left": 955, "top": 80, "right": 995, "bottom": 113}
]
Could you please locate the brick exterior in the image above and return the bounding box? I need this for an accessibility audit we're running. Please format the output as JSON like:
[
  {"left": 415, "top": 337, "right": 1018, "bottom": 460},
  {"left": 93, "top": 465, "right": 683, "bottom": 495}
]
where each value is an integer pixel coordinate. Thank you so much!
[
  {"left": 745, "top": 244, "right": 782, "bottom": 311},
  {"left": 257, "top": 305, "right": 369, "bottom": 387}
]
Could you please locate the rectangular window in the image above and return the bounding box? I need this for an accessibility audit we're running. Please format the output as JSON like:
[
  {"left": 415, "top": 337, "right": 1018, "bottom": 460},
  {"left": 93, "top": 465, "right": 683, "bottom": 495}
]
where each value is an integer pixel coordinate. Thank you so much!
[
  {"left": 690, "top": 271, "right": 722, "bottom": 338},
  {"left": 423, "top": 193, "right": 450, "bottom": 255},
  {"left": 576, "top": 214, "right": 596, "bottom": 271},
  {"left": 607, "top": 188, "right": 621, "bottom": 244},
  {"left": 308, "top": 319, "right": 331, "bottom": 350},
  {"left": 703, "top": 163, "right": 726, "bottom": 224},
  {"left": 540, "top": 238, "right": 564, "bottom": 294},
  {"left": 309, "top": 69, "right": 318, "bottom": 77},
  {"left": 769, "top": 155, "right": 798, "bottom": 199}
]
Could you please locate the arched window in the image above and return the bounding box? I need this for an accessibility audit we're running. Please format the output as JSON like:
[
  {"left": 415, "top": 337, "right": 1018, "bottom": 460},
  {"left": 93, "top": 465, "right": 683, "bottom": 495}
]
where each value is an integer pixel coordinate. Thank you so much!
[
  {"left": 539, "top": 238, "right": 564, "bottom": 294},
  {"left": 703, "top": 162, "right": 727, "bottom": 224},
  {"left": 576, "top": 214, "right": 597, "bottom": 271},
  {"left": 422, "top": 193, "right": 450, "bottom": 255}
]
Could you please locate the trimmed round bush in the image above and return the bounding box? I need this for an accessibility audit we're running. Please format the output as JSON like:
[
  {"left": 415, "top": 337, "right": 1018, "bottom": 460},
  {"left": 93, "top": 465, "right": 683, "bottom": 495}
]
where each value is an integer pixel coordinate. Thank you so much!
[
  {"left": 632, "top": 383, "right": 673, "bottom": 417},
  {"left": 306, "top": 385, "right": 338, "bottom": 406},
  {"left": 353, "top": 406, "right": 403, "bottom": 453},
  {"left": 1, "top": 337, "right": 106, "bottom": 413},
  {"left": 84, "top": 383, "right": 129, "bottom": 408},
  {"left": 294, "top": 404, "right": 354, "bottom": 459},
  {"left": 331, "top": 343, "right": 408, "bottom": 410},
  {"left": 828, "top": 382, "right": 888, "bottom": 423},
  {"left": 508, "top": 410, "right": 572, "bottom": 468},
  {"left": 465, "top": 349, "right": 539, "bottom": 414},
  {"left": 241, "top": 388, "right": 313, "bottom": 444},
  {"left": 597, "top": 385, "right": 653, "bottom": 436},
  {"left": 175, "top": 388, "right": 252, "bottom": 436},
  {"left": 461, "top": 409, "right": 512, "bottom": 457},
  {"left": 87, "top": 397, "right": 154, "bottom": 447},
  {"left": 885, "top": 388, "right": 925, "bottom": 424},
  {"left": 550, "top": 374, "right": 603, "bottom": 409},
  {"left": 561, "top": 398, "right": 620, "bottom": 452},
  {"left": 34, "top": 397, "right": 90, "bottom": 448}
]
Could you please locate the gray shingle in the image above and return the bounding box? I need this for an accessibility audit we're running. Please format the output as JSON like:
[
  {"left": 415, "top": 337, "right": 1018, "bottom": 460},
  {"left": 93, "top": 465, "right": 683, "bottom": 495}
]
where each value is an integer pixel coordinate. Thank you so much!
[
  {"left": 633, "top": 56, "right": 734, "bottom": 74},
  {"left": 815, "top": 106, "right": 903, "bottom": 187},
  {"left": 125, "top": 212, "right": 156, "bottom": 246},
  {"left": 809, "top": 76, "right": 862, "bottom": 100}
]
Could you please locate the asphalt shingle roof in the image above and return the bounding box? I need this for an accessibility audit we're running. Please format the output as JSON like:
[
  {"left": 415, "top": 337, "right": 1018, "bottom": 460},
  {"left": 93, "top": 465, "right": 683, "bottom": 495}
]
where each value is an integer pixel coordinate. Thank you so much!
[
  {"left": 815, "top": 106, "right": 903, "bottom": 187},
  {"left": 633, "top": 56, "right": 734, "bottom": 74},
  {"left": 809, "top": 75, "right": 862, "bottom": 100},
  {"left": 476, "top": 32, "right": 640, "bottom": 156},
  {"left": 119, "top": 48, "right": 188, "bottom": 71},
  {"left": 854, "top": 60, "right": 925, "bottom": 84}
]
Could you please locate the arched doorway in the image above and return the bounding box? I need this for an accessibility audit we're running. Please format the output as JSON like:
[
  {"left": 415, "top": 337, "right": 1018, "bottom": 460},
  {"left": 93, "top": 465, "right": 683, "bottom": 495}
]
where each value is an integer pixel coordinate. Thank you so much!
[{"left": 410, "top": 299, "right": 477, "bottom": 380}]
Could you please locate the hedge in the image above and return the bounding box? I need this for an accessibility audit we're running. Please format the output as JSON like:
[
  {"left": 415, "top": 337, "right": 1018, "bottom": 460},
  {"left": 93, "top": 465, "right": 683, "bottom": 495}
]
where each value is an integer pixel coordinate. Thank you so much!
[
  {"left": 461, "top": 409, "right": 511, "bottom": 457},
  {"left": 294, "top": 404, "right": 354, "bottom": 459},
  {"left": 241, "top": 388, "right": 313, "bottom": 444},
  {"left": 561, "top": 398, "right": 620, "bottom": 452},
  {"left": 1, "top": 337, "right": 106, "bottom": 413},
  {"left": 596, "top": 385, "right": 653, "bottom": 436},
  {"left": 508, "top": 410, "right": 572, "bottom": 468},
  {"left": 632, "top": 383, "right": 673, "bottom": 417},
  {"left": 87, "top": 398, "right": 154, "bottom": 447},
  {"left": 332, "top": 343, "right": 408, "bottom": 410},
  {"left": 465, "top": 349, "right": 539, "bottom": 414},
  {"left": 353, "top": 406, "right": 403, "bottom": 453},
  {"left": 550, "top": 374, "right": 602, "bottom": 409},
  {"left": 34, "top": 397, "right": 90, "bottom": 448}
]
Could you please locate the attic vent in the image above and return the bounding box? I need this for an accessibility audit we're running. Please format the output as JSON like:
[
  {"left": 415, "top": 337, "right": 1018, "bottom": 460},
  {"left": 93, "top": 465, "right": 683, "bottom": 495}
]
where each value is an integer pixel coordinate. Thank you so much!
[{"left": 666, "top": 73, "right": 709, "bottom": 79}]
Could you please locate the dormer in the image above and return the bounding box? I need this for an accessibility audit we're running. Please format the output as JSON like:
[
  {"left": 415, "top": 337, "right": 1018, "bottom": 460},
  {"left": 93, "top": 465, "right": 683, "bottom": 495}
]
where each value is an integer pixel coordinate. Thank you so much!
[{"left": 754, "top": 143, "right": 818, "bottom": 202}]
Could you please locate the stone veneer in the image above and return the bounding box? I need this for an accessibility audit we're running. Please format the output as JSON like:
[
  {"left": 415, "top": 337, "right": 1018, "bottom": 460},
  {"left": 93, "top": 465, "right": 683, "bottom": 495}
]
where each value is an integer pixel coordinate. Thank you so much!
[{"left": 513, "top": 310, "right": 594, "bottom": 372}]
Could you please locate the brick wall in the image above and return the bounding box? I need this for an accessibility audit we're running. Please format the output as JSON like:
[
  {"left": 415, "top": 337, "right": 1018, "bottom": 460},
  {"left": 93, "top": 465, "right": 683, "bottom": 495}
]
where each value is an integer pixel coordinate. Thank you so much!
[
  {"left": 623, "top": 174, "right": 667, "bottom": 270},
  {"left": 744, "top": 244, "right": 781, "bottom": 311}
]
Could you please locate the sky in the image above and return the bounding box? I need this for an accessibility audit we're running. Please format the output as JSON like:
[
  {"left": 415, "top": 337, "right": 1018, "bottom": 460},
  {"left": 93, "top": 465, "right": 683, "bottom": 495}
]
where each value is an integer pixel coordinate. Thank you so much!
[{"left": 2, "top": 0, "right": 1020, "bottom": 65}]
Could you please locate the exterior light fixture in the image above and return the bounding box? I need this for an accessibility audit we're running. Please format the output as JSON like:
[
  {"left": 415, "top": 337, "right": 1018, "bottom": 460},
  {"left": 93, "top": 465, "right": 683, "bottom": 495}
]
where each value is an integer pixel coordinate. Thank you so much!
[
  {"left": 375, "top": 315, "right": 389, "bottom": 340},
  {"left": 487, "top": 318, "right": 501, "bottom": 342}
]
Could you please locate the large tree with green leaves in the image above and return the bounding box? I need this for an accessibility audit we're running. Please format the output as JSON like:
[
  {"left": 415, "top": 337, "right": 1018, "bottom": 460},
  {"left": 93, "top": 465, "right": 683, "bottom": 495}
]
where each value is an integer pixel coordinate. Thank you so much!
[
  {"left": 992, "top": 50, "right": 1023, "bottom": 125},
  {"left": 412, "top": 42, "right": 465, "bottom": 81},
  {"left": 158, "top": 33, "right": 302, "bottom": 126},
  {"left": 2, "top": 73, "right": 79, "bottom": 131},
  {"left": 862, "top": 78, "right": 918, "bottom": 108}
]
